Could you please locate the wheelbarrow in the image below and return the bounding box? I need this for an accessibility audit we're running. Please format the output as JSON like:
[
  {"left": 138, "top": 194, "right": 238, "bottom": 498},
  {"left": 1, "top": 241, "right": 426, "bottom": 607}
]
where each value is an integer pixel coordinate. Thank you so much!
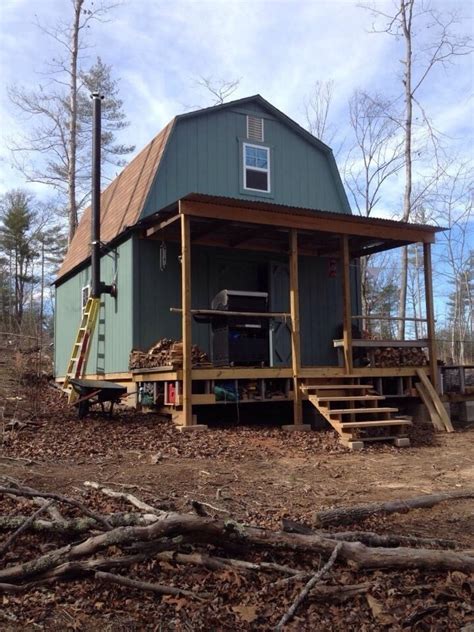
[{"left": 69, "top": 378, "right": 128, "bottom": 418}]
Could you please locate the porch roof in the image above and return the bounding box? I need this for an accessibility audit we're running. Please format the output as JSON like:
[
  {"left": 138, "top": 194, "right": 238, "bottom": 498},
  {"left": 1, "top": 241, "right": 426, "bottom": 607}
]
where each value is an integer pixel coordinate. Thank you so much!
[{"left": 144, "top": 193, "right": 444, "bottom": 258}]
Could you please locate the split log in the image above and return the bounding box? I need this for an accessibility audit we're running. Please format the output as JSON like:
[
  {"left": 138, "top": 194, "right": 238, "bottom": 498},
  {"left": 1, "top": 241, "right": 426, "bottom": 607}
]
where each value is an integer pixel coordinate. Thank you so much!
[
  {"left": 1, "top": 512, "right": 473, "bottom": 589},
  {"left": 313, "top": 490, "right": 474, "bottom": 527},
  {"left": 129, "top": 338, "right": 211, "bottom": 371},
  {"left": 274, "top": 542, "right": 342, "bottom": 631}
]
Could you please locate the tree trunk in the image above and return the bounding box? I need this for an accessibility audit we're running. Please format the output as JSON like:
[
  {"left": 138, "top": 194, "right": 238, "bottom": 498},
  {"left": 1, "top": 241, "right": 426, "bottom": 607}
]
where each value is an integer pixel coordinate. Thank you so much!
[
  {"left": 67, "top": 0, "right": 83, "bottom": 244},
  {"left": 398, "top": 0, "right": 414, "bottom": 340},
  {"left": 313, "top": 490, "right": 474, "bottom": 528}
]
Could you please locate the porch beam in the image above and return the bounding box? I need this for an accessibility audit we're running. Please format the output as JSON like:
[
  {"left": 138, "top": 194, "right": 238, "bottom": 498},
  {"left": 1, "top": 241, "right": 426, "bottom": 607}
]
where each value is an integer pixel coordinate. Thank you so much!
[
  {"left": 180, "top": 199, "right": 436, "bottom": 244},
  {"left": 180, "top": 209, "right": 193, "bottom": 426},
  {"left": 423, "top": 242, "right": 439, "bottom": 393},
  {"left": 350, "top": 239, "right": 410, "bottom": 259},
  {"left": 289, "top": 229, "right": 303, "bottom": 425},
  {"left": 341, "top": 235, "right": 353, "bottom": 373},
  {"left": 146, "top": 214, "right": 180, "bottom": 237}
]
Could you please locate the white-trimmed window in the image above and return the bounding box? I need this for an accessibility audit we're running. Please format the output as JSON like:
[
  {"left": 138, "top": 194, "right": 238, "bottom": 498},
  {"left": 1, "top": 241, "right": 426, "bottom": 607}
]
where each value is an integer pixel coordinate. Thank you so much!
[
  {"left": 243, "top": 143, "right": 270, "bottom": 192},
  {"left": 81, "top": 284, "right": 90, "bottom": 309}
]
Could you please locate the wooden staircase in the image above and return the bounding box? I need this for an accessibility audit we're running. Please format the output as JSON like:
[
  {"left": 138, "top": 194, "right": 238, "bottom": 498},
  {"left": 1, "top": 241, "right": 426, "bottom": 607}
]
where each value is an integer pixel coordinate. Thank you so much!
[{"left": 302, "top": 378, "right": 412, "bottom": 449}]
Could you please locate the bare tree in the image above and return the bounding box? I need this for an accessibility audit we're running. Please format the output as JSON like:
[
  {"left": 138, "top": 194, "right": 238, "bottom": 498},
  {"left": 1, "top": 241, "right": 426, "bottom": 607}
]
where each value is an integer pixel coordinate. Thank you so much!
[
  {"left": 304, "top": 80, "right": 335, "bottom": 144},
  {"left": 8, "top": 0, "right": 127, "bottom": 244},
  {"left": 433, "top": 162, "right": 473, "bottom": 363},
  {"left": 343, "top": 90, "right": 404, "bottom": 329},
  {"left": 194, "top": 76, "right": 241, "bottom": 106},
  {"left": 362, "top": 0, "right": 472, "bottom": 339}
]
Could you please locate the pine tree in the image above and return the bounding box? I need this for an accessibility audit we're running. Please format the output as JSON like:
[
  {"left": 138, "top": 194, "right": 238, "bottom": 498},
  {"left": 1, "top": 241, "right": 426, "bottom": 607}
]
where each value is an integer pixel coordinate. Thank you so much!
[{"left": 0, "top": 191, "right": 37, "bottom": 328}]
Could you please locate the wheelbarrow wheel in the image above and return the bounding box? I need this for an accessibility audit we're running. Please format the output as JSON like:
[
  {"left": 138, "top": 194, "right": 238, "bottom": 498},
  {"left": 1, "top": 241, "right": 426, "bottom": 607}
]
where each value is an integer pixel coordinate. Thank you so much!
[{"left": 78, "top": 400, "right": 90, "bottom": 419}]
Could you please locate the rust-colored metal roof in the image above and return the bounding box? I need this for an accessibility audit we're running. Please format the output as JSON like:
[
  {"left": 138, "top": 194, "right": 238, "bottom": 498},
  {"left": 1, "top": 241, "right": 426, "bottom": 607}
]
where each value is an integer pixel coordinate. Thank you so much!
[{"left": 57, "top": 119, "right": 174, "bottom": 279}]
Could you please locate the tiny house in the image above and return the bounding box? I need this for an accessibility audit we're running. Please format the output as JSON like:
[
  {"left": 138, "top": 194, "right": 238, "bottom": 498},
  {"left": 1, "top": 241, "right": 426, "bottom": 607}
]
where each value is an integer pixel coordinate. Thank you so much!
[{"left": 54, "top": 95, "right": 442, "bottom": 447}]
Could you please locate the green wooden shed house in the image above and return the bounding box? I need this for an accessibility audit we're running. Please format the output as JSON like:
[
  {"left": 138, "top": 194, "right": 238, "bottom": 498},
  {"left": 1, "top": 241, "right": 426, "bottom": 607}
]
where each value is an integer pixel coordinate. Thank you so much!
[{"left": 54, "top": 95, "right": 442, "bottom": 446}]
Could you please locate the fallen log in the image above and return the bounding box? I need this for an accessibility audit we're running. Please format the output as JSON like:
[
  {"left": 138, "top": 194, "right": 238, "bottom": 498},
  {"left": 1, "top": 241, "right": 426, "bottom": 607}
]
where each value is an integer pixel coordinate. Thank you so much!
[
  {"left": 0, "top": 500, "right": 53, "bottom": 558},
  {"left": 282, "top": 519, "right": 460, "bottom": 549},
  {"left": 0, "top": 512, "right": 157, "bottom": 535},
  {"left": 1, "top": 511, "right": 473, "bottom": 589},
  {"left": 0, "top": 485, "right": 112, "bottom": 531},
  {"left": 313, "top": 490, "right": 474, "bottom": 527}
]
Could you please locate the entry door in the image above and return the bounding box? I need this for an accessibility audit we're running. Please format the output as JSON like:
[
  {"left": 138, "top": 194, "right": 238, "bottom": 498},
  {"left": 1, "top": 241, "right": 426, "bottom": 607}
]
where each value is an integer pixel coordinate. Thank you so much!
[{"left": 269, "top": 262, "right": 291, "bottom": 366}]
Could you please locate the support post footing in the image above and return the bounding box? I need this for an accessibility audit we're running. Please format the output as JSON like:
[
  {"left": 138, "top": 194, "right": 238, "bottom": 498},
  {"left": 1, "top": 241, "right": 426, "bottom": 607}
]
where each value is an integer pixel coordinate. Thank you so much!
[{"left": 281, "top": 424, "right": 312, "bottom": 432}]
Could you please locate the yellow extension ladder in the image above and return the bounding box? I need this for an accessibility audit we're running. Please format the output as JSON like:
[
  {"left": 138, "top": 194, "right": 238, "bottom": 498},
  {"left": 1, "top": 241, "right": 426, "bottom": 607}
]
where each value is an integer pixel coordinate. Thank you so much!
[{"left": 63, "top": 297, "right": 101, "bottom": 403}]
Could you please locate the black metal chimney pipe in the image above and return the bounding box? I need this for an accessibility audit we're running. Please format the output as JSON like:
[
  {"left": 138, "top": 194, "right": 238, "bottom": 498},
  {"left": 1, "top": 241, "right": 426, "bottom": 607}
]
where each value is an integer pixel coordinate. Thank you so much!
[
  {"left": 90, "top": 93, "right": 115, "bottom": 299},
  {"left": 91, "top": 92, "right": 102, "bottom": 299}
]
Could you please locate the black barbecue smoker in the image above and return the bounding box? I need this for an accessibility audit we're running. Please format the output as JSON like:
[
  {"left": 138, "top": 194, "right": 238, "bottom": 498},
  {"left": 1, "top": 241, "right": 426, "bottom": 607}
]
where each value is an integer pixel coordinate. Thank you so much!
[{"left": 211, "top": 290, "right": 270, "bottom": 367}]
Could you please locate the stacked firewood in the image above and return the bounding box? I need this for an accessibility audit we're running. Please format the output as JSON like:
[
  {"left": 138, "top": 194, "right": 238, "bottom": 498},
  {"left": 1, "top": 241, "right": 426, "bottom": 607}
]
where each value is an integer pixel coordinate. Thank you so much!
[
  {"left": 372, "top": 346, "right": 428, "bottom": 368},
  {"left": 129, "top": 338, "right": 212, "bottom": 370}
]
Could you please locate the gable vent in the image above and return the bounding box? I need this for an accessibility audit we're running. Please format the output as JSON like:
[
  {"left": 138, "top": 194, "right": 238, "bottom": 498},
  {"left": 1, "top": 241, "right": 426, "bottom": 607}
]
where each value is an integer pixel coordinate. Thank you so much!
[{"left": 247, "top": 116, "right": 264, "bottom": 142}]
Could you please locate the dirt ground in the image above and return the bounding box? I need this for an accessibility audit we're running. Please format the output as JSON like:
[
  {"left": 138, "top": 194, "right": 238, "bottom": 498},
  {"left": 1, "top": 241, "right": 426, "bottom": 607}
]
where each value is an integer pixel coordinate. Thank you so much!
[{"left": 1, "top": 383, "right": 473, "bottom": 630}]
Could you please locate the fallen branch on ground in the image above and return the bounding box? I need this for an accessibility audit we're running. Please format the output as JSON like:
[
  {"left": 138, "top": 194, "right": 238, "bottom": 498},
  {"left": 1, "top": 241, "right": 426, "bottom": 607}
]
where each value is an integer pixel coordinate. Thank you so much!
[
  {"left": 313, "top": 490, "right": 474, "bottom": 527},
  {"left": 95, "top": 570, "right": 207, "bottom": 600},
  {"left": 83, "top": 481, "right": 162, "bottom": 516},
  {"left": 0, "top": 485, "right": 112, "bottom": 531},
  {"left": 309, "top": 582, "right": 371, "bottom": 602},
  {"left": 274, "top": 542, "right": 342, "bottom": 631},
  {"left": 0, "top": 500, "right": 53, "bottom": 558},
  {"left": 1, "top": 508, "right": 473, "bottom": 589}
]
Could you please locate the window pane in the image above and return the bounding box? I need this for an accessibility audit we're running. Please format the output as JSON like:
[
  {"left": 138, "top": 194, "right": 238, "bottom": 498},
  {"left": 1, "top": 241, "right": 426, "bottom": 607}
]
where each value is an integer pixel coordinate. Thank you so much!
[
  {"left": 246, "top": 168, "right": 268, "bottom": 191},
  {"left": 245, "top": 146, "right": 257, "bottom": 167},
  {"left": 245, "top": 145, "right": 268, "bottom": 169}
]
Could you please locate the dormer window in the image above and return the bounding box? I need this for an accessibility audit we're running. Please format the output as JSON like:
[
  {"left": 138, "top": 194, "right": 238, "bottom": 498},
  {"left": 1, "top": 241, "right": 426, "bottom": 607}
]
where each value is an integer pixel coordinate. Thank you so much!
[{"left": 243, "top": 143, "right": 270, "bottom": 192}]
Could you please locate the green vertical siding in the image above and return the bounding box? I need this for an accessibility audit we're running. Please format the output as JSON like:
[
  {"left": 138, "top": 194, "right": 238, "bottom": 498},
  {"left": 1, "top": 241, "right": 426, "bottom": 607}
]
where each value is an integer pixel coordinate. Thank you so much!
[
  {"left": 54, "top": 239, "right": 133, "bottom": 377},
  {"left": 142, "top": 103, "right": 350, "bottom": 218},
  {"left": 134, "top": 239, "right": 356, "bottom": 366}
]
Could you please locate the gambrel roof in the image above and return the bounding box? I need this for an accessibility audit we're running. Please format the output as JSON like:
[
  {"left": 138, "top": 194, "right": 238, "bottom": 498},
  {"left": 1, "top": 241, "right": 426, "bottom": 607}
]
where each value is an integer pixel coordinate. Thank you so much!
[
  {"left": 58, "top": 120, "right": 174, "bottom": 278},
  {"left": 57, "top": 95, "right": 348, "bottom": 281}
]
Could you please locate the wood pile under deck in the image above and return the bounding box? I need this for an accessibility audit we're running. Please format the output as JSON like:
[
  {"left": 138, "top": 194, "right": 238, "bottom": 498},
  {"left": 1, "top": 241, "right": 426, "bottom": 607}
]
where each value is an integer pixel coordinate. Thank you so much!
[{"left": 302, "top": 378, "right": 412, "bottom": 449}]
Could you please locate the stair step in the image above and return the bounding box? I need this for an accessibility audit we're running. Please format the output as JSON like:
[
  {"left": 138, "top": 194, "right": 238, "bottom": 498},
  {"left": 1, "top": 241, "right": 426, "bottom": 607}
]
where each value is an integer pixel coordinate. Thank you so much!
[
  {"left": 328, "top": 407, "right": 399, "bottom": 415},
  {"left": 316, "top": 395, "right": 385, "bottom": 402},
  {"left": 302, "top": 384, "right": 373, "bottom": 391},
  {"left": 341, "top": 419, "right": 413, "bottom": 428},
  {"left": 355, "top": 435, "right": 408, "bottom": 443}
]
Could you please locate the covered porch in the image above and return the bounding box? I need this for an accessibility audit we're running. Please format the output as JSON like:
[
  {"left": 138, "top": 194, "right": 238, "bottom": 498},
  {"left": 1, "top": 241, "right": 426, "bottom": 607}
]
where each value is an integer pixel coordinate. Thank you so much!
[{"left": 137, "top": 193, "right": 443, "bottom": 440}]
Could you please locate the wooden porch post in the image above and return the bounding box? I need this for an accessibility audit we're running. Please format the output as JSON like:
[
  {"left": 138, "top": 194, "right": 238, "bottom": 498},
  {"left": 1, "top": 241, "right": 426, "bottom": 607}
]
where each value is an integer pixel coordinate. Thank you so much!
[
  {"left": 181, "top": 212, "right": 193, "bottom": 426},
  {"left": 341, "top": 235, "right": 353, "bottom": 373},
  {"left": 289, "top": 229, "right": 303, "bottom": 425},
  {"left": 423, "top": 242, "right": 439, "bottom": 392}
]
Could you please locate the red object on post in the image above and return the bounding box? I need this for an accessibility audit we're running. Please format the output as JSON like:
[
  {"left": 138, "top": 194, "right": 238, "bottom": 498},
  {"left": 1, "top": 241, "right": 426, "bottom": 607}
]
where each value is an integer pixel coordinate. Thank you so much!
[{"left": 167, "top": 383, "right": 176, "bottom": 404}]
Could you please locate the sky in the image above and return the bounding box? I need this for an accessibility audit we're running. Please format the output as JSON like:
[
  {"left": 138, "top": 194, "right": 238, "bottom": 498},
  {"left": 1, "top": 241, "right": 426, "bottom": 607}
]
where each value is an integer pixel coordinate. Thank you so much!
[
  {"left": 0, "top": 0, "right": 473, "bottom": 314},
  {"left": 0, "top": 0, "right": 472, "bottom": 196}
]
